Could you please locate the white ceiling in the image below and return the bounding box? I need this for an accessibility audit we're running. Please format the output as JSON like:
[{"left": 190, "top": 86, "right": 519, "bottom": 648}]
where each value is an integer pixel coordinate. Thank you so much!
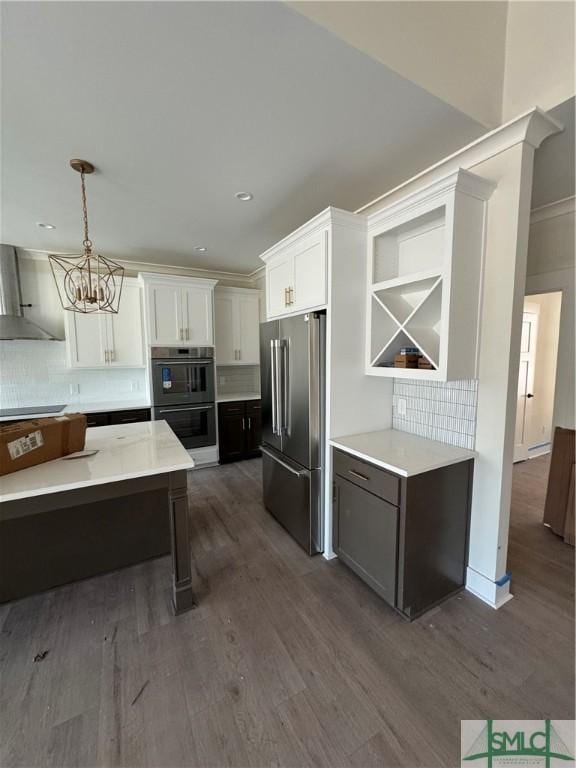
[{"left": 1, "top": 2, "right": 484, "bottom": 274}]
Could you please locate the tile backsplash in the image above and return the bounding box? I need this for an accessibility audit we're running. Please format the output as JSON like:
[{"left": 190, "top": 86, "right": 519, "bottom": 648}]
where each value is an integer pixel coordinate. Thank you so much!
[
  {"left": 392, "top": 378, "right": 478, "bottom": 450},
  {"left": 216, "top": 365, "right": 260, "bottom": 396},
  {"left": 0, "top": 341, "right": 148, "bottom": 408}
]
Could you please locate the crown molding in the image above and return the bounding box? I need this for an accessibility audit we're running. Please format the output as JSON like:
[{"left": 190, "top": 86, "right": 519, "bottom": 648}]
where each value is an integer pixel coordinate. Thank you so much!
[
  {"left": 16, "top": 248, "right": 263, "bottom": 286},
  {"left": 367, "top": 167, "right": 495, "bottom": 232},
  {"left": 356, "top": 107, "right": 563, "bottom": 217},
  {"left": 258, "top": 206, "right": 366, "bottom": 264},
  {"left": 215, "top": 284, "right": 262, "bottom": 295},
  {"left": 138, "top": 271, "right": 218, "bottom": 288},
  {"left": 530, "top": 195, "right": 575, "bottom": 224}
]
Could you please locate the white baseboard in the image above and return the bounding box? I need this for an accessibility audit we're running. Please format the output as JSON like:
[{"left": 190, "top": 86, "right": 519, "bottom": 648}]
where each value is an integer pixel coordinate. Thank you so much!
[
  {"left": 465, "top": 567, "right": 514, "bottom": 609},
  {"left": 528, "top": 444, "right": 551, "bottom": 459},
  {"left": 187, "top": 444, "right": 219, "bottom": 468}
]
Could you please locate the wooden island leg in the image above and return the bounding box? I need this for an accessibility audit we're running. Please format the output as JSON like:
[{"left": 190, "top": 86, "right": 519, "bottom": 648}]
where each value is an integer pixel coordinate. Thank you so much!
[{"left": 168, "top": 470, "right": 196, "bottom": 614}]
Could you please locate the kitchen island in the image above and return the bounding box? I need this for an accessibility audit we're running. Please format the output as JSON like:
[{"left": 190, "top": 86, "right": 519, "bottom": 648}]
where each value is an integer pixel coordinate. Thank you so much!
[{"left": 0, "top": 421, "right": 195, "bottom": 613}]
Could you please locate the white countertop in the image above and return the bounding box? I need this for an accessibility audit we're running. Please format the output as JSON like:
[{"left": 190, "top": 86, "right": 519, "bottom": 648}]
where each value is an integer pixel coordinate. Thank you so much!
[
  {"left": 0, "top": 421, "right": 194, "bottom": 503},
  {"left": 0, "top": 399, "right": 151, "bottom": 422},
  {"left": 216, "top": 392, "right": 261, "bottom": 403},
  {"left": 330, "top": 429, "right": 475, "bottom": 477}
]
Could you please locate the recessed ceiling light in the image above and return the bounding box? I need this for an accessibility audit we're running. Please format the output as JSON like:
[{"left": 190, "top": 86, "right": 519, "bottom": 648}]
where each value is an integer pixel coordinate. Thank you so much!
[
  {"left": 37, "top": 222, "right": 55, "bottom": 229},
  {"left": 194, "top": 246, "right": 207, "bottom": 253},
  {"left": 235, "top": 192, "right": 253, "bottom": 202}
]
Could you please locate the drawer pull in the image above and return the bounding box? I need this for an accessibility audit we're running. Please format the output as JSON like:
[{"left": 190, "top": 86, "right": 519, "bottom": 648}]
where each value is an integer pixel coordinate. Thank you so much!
[{"left": 348, "top": 469, "right": 370, "bottom": 482}]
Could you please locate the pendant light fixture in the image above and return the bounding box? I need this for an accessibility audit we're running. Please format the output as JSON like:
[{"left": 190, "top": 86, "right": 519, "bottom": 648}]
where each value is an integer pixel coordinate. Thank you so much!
[{"left": 49, "top": 159, "right": 124, "bottom": 314}]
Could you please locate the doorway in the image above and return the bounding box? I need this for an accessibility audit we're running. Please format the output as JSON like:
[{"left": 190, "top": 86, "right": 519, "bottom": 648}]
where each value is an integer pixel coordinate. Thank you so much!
[{"left": 514, "top": 291, "right": 562, "bottom": 463}]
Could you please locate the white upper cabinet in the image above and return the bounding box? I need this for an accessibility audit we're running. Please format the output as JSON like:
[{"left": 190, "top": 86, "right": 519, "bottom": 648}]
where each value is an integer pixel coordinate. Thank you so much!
[
  {"left": 214, "top": 292, "right": 235, "bottom": 363},
  {"left": 266, "top": 253, "right": 293, "bottom": 318},
  {"left": 182, "top": 284, "right": 214, "bottom": 346},
  {"left": 106, "top": 281, "right": 145, "bottom": 366},
  {"left": 66, "top": 311, "right": 106, "bottom": 368},
  {"left": 291, "top": 230, "right": 327, "bottom": 313},
  {"left": 261, "top": 218, "right": 329, "bottom": 319},
  {"left": 365, "top": 168, "right": 496, "bottom": 381},
  {"left": 146, "top": 283, "right": 182, "bottom": 346},
  {"left": 140, "top": 274, "right": 217, "bottom": 347},
  {"left": 65, "top": 278, "right": 145, "bottom": 368},
  {"left": 214, "top": 287, "right": 260, "bottom": 365}
]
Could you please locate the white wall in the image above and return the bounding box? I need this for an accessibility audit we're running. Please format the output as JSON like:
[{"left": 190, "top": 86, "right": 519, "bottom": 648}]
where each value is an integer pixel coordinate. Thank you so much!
[
  {"left": 289, "top": 0, "right": 507, "bottom": 126},
  {"left": 524, "top": 292, "right": 562, "bottom": 450},
  {"left": 502, "top": 1, "right": 576, "bottom": 121},
  {"left": 526, "top": 200, "right": 575, "bottom": 431},
  {"left": 291, "top": 1, "right": 575, "bottom": 129}
]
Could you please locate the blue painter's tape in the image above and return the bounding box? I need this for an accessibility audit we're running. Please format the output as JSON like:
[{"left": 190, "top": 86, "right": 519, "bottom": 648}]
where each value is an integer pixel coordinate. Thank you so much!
[{"left": 495, "top": 571, "right": 512, "bottom": 587}]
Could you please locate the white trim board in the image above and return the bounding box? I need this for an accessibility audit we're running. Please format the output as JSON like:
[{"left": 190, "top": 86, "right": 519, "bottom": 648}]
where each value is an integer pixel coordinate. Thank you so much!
[
  {"left": 17, "top": 248, "right": 265, "bottom": 286},
  {"left": 530, "top": 195, "right": 576, "bottom": 224},
  {"left": 465, "top": 567, "right": 514, "bottom": 610},
  {"left": 356, "top": 107, "right": 563, "bottom": 216}
]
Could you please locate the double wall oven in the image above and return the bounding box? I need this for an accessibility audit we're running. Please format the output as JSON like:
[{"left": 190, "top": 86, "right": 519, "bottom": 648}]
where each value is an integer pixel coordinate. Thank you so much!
[{"left": 151, "top": 347, "right": 216, "bottom": 449}]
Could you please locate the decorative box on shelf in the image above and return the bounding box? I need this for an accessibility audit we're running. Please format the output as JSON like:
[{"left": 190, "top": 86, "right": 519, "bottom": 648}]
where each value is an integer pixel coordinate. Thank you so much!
[{"left": 365, "top": 168, "right": 495, "bottom": 381}]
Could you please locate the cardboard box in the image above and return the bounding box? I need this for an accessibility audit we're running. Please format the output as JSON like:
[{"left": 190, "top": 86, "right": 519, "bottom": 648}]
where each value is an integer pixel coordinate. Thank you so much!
[
  {"left": 394, "top": 354, "right": 420, "bottom": 368},
  {"left": 418, "top": 357, "right": 435, "bottom": 369},
  {"left": 0, "top": 414, "right": 87, "bottom": 477}
]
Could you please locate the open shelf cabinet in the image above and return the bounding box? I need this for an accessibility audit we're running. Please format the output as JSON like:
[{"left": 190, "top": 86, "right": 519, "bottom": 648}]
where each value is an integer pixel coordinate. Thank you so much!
[{"left": 366, "top": 168, "right": 495, "bottom": 381}]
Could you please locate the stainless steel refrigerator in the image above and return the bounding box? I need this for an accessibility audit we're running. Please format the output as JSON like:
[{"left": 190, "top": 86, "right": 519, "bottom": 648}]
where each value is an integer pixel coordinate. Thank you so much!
[{"left": 260, "top": 312, "right": 326, "bottom": 555}]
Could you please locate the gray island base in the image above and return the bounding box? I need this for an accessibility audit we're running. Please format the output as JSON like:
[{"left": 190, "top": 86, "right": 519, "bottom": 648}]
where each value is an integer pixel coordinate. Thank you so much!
[{"left": 0, "top": 422, "right": 196, "bottom": 614}]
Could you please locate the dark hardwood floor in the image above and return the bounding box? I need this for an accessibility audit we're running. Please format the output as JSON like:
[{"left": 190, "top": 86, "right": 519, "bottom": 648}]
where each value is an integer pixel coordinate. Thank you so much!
[{"left": 1, "top": 456, "right": 573, "bottom": 767}]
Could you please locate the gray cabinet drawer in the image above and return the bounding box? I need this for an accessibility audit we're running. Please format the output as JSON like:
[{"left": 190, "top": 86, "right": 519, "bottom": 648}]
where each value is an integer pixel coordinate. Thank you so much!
[
  {"left": 334, "top": 476, "right": 398, "bottom": 608},
  {"left": 333, "top": 449, "right": 400, "bottom": 506}
]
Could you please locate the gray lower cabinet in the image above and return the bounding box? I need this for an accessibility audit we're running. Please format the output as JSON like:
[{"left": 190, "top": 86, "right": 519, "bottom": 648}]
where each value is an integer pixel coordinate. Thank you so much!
[
  {"left": 333, "top": 448, "right": 473, "bottom": 620},
  {"left": 85, "top": 408, "right": 151, "bottom": 428},
  {"left": 334, "top": 476, "right": 398, "bottom": 607}
]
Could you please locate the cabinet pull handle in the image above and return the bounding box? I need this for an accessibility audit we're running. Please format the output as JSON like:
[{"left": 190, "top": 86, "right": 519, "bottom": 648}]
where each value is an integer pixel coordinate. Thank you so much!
[
  {"left": 348, "top": 469, "right": 370, "bottom": 482},
  {"left": 238, "top": 349, "right": 241, "bottom": 361},
  {"left": 104, "top": 350, "right": 109, "bottom": 363},
  {"left": 248, "top": 417, "right": 251, "bottom": 430},
  {"left": 110, "top": 349, "right": 115, "bottom": 362},
  {"left": 186, "top": 328, "right": 190, "bottom": 340},
  {"left": 284, "top": 288, "right": 289, "bottom": 307},
  {"left": 290, "top": 287, "right": 295, "bottom": 305},
  {"left": 242, "top": 417, "right": 246, "bottom": 431}
]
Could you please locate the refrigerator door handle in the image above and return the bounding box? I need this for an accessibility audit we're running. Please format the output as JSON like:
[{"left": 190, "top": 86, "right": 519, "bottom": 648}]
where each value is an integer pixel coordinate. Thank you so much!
[
  {"left": 280, "top": 338, "right": 289, "bottom": 435},
  {"left": 261, "top": 446, "right": 306, "bottom": 477},
  {"left": 270, "top": 339, "right": 281, "bottom": 435}
]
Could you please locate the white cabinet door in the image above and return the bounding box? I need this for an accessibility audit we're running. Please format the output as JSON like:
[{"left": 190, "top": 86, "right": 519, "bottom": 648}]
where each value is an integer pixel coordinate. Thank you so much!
[
  {"left": 182, "top": 285, "right": 213, "bottom": 346},
  {"left": 107, "top": 282, "right": 145, "bottom": 366},
  {"left": 148, "top": 284, "right": 183, "bottom": 345},
  {"left": 292, "top": 230, "right": 327, "bottom": 312},
  {"left": 214, "top": 293, "right": 236, "bottom": 364},
  {"left": 237, "top": 294, "right": 260, "bottom": 363},
  {"left": 66, "top": 312, "right": 107, "bottom": 368},
  {"left": 267, "top": 255, "right": 293, "bottom": 318}
]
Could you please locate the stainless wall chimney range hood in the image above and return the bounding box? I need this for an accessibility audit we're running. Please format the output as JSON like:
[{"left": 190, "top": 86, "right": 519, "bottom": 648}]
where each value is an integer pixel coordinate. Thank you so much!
[{"left": 0, "top": 245, "right": 60, "bottom": 340}]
